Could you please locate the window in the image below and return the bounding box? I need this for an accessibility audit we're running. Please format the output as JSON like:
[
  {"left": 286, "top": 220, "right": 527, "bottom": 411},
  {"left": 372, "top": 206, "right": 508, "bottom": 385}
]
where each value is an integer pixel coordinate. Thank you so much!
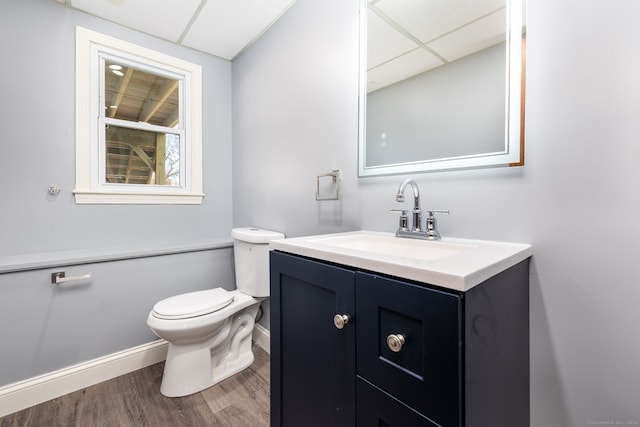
[{"left": 74, "top": 27, "right": 203, "bottom": 204}]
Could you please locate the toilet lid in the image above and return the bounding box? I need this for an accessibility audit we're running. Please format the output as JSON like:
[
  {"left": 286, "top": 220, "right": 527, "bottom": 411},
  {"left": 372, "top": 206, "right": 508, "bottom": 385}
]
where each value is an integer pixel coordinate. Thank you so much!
[{"left": 152, "top": 288, "right": 234, "bottom": 320}]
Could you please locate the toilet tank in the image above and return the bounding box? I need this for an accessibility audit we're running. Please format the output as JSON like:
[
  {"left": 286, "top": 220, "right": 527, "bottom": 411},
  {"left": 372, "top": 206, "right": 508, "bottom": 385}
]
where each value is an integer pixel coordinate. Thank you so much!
[{"left": 231, "top": 227, "right": 285, "bottom": 297}]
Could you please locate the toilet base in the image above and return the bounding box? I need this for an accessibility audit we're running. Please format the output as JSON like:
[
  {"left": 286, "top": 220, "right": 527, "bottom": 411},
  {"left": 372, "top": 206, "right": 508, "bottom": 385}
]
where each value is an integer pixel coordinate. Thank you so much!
[
  {"left": 160, "top": 350, "right": 255, "bottom": 397},
  {"left": 159, "top": 307, "right": 258, "bottom": 397}
]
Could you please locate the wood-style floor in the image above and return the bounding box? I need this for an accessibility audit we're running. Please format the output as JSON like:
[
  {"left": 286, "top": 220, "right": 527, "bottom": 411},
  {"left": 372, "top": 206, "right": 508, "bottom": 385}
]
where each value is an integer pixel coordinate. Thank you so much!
[{"left": 0, "top": 345, "right": 270, "bottom": 427}]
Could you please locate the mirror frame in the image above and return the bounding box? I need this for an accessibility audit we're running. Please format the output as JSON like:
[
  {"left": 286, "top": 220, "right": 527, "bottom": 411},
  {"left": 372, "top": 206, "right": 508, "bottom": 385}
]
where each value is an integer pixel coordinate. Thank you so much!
[{"left": 358, "top": 0, "right": 526, "bottom": 177}]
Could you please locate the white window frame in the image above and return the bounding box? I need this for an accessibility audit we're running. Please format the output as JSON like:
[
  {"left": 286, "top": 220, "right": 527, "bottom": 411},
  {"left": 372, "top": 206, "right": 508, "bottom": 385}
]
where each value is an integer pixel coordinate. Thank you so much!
[{"left": 74, "top": 26, "right": 203, "bottom": 204}]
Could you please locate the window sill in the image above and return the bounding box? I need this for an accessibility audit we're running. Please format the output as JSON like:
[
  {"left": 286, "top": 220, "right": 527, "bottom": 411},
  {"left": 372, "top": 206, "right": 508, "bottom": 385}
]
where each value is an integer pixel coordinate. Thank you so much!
[{"left": 73, "top": 190, "right": 204, "bottom": 205}]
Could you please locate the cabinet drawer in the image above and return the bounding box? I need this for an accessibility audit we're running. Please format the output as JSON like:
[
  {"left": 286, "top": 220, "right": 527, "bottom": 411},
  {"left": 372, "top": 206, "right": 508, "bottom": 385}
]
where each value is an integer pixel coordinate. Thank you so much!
[
  {"left": 356, "top": 272, "right": 462, "bottom": 426},
  {"left": 357, "top": 376, "right": 438, "bottom": 427}
]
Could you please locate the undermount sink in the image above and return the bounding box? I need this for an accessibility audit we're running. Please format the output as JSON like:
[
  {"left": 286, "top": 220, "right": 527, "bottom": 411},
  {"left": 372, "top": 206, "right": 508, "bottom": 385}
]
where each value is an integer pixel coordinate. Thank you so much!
[{"left": 269, "top": 230, "right": 532, "bottom": 291}]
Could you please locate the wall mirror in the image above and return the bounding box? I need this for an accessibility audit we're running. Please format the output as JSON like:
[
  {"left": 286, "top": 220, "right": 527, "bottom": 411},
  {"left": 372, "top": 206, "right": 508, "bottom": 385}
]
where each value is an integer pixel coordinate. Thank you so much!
[{"left": 358, "top": 0, "right": 526, "bottom": 177}]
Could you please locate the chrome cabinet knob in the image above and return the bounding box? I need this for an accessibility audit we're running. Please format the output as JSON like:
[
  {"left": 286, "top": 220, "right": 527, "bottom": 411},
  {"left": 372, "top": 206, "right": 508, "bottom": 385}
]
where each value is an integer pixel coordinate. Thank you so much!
[
  {"left": 333, "top": 314, "right": 350, "bottom": 330},
  {"left": 387, "top": 334, "right": 406, "bottom": 352}
]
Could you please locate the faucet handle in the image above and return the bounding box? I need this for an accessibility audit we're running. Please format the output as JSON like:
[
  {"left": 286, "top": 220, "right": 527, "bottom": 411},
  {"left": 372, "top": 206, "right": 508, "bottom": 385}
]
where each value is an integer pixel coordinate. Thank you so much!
[
  {"left": 424, "top": 210, "right": 449, "bottom": 240},
  {"left": 390, "top": 209, "right": 409, "bottom": 232},
  {"left": 425, "top": 210, "right": 449, "bottom": 216}
]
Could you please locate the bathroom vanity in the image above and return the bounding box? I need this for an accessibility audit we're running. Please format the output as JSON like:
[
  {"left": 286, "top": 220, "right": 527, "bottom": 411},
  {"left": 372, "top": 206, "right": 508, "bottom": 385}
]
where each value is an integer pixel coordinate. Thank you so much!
[{"left": 269, "top": 231, "right": 532, "bottom": 426}]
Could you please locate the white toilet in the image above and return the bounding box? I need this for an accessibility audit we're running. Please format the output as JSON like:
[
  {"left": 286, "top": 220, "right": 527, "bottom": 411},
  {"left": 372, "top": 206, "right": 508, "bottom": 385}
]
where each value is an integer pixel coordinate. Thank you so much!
[{"left": 147, "top": 227, "right": 284, "bottom": 397}]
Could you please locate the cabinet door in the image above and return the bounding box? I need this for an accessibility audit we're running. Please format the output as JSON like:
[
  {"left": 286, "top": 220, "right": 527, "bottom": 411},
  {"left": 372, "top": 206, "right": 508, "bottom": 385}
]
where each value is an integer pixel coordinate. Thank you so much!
[
  {"left": 356, "top": 272, "right": 462, "bottom": 426},
  {"left": 270, "top": 251, "right": 356, "bottom": 427}
]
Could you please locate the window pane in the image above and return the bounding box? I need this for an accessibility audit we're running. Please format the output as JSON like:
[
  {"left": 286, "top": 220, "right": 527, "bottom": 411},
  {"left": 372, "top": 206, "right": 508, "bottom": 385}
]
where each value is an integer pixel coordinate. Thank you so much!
[
  {"left": 104, "top": 60, "right": 180, "bottom": 128},
  {"left": 105, "top": 125, "right": 180, "bottom": 186}
]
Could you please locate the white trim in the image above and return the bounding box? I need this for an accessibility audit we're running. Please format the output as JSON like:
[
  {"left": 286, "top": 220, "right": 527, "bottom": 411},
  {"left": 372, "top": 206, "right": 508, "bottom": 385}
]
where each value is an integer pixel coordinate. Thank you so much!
[
  {"left": 74, "top": 26, "right": 203, "bottom": 204},
  {"left": 252, "top": 323, "right": 271, "bottom": 354},
  {"left": 0, "top": 340, "right": 168, "bottom": 418},
  {"left": 73, "top": 191, "right": 204, "bottom": 205}
]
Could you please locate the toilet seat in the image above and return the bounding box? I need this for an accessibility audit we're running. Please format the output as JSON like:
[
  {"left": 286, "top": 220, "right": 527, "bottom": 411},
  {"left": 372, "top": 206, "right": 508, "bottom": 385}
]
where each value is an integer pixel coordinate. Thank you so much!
[{"left": 152, "top": 288, "right": 234, "bottom": 320}]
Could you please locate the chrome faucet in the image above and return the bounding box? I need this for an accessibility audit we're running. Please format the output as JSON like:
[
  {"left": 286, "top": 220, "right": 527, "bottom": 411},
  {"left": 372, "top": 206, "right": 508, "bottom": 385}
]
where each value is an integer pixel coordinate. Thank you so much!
[
  {"left": 393, "top": 178, "right": 449, "bottom": 240},
  {"left": 396, "top": 178, "right": 422, "bottom": 232}
]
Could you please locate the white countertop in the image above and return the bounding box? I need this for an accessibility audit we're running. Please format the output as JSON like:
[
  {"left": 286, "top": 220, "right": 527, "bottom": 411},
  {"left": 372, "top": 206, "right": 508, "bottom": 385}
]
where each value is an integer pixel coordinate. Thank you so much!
[{"left": 270, "top": 230, "right": 532, "bottom": 292}]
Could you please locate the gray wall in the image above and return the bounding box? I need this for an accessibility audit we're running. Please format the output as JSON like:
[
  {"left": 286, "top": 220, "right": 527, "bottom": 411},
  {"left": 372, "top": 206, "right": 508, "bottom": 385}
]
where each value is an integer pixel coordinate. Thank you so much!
[
  {"left": 0, "top": 0, "right": 235, "bottom": 386},
  {"left": 0, "top": 0, "right": 233, "bottom": 256},
  {"left": 0, "top": 249, "right": 235, "bottom": 386},
  {"left": 233, "top": 0, "right": 640, "bottom": 426},
  {"left": 232, "top": 0, "right": 361, "bottom": 237}
]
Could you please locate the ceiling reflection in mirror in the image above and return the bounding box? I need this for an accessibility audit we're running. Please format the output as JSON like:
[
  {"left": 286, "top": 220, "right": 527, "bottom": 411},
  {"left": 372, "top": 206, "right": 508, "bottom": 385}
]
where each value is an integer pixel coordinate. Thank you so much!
[{"left": 358, "top": 0, "right": 526, "bottom": 176}]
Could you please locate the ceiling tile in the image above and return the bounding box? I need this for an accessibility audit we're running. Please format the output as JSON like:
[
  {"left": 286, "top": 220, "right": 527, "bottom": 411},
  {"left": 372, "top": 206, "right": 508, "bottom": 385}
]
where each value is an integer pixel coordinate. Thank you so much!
[
  {"left": 69, "top": 0, "right": 202, "bottom": 42},
  {"left": 367, "top": 48, "right": 443, "bottom": 93},
  {"left": 376, "top": 0, "right": 505, "bottom": 43},
  {"left": 367, "top": 7, "right": 421, "bottom": 69},
  {"left": 427, "top": 9, "right": 506, "bottom": 62},
  {"left": 181, "top": 0, "right": 297, "bottom": 60}
]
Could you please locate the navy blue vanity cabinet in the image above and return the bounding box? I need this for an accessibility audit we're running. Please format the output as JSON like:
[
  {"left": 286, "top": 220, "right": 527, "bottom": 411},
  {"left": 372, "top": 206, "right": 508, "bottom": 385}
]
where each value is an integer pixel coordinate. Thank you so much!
[
  {"left": 270, "top": 250, "right": 530, "bottom": 427},
  {"left": 270, "top": 251, "right": 356, "bottom": 426}
]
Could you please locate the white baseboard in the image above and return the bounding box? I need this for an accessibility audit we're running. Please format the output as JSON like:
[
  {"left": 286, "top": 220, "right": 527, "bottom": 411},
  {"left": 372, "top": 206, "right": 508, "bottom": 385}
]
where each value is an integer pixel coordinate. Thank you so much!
[
  {"left": 0, "top": 329, "right": 271, "bottom": 418},
  {"left": 0, "top": 340, "right": 168, "bottom": 418},
  {"left": 252, "top": 323, "right": 270, "bottom": 354}
]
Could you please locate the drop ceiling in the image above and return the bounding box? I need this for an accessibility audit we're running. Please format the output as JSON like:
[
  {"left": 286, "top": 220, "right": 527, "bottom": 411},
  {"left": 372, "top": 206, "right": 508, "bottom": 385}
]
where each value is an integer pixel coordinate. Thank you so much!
[
  {"left": 56, "top": 0, "right": 511, "bottom": 91},
  {"left": 56, "top": 0, "right": 299, "bottom": 61}
]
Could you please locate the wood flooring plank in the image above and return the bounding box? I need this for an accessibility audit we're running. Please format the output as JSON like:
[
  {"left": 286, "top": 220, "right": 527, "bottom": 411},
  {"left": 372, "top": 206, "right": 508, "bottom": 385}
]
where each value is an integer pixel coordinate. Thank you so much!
[
  {"left": 200, "top": 347, "right": 270, "bottom": 426},
  {"left": 0, "top": 346, "right": 270, "bottom": 427}
]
